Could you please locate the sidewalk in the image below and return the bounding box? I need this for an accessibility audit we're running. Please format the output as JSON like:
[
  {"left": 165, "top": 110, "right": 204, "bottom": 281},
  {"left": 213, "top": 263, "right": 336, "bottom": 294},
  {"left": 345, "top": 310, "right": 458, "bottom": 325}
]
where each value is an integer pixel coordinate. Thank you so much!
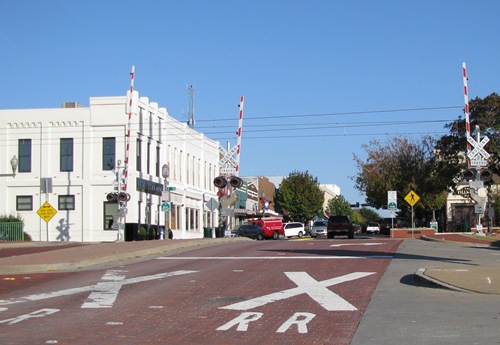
[
  {"left": 416, "top": 232, "right": 500, "bottom": 294},
  {"left": 0, "top": 238, "right": 249, "bottom": 275}
]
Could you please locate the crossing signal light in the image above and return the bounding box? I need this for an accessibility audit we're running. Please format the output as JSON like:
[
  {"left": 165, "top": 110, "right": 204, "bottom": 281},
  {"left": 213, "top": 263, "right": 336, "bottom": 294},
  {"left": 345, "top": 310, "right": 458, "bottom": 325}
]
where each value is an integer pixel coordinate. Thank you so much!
[
  {"left": 229, "top": 176, "right": 243, "bottom": 189},
  {"left": 481, "top": 169, "right": 493, "bottom": 181},
  {"left": 118, "top": 192, "right": 131, "bottom": 202},
  {"left": 464, "top": 169, "right": 476, "bottom": 181},
  {"left": 213, "top": 176, "right": 227, "bottom": 189},
  {"left": 106, "top": 193, "right": 118, "bottom": 202}
]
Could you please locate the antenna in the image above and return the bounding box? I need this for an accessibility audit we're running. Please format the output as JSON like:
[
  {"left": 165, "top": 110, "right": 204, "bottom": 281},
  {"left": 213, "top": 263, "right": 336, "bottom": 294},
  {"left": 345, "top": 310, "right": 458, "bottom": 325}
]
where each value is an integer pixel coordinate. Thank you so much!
[{"left": 187, "top": 84, "right": 195, "bottom": 128}]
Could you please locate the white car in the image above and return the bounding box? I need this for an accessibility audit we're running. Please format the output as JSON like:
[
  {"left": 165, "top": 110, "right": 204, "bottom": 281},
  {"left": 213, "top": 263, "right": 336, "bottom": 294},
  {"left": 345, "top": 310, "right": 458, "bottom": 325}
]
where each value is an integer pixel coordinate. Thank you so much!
[
  {"left": 310, "top": 220, "right": 327, "bottom": 237},
  {"left": 366, "top": 222, "right": 380, "bottom": 234},
  {"left": 283, "top": 222, "right": 305, "bottom": 238}
]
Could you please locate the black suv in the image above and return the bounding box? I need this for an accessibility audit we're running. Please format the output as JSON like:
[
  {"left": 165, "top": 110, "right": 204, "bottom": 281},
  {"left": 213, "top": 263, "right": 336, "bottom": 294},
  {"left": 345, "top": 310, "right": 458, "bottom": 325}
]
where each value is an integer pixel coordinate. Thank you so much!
[{"left": 327, "top": 215, "right": 354, "bottom": 239}]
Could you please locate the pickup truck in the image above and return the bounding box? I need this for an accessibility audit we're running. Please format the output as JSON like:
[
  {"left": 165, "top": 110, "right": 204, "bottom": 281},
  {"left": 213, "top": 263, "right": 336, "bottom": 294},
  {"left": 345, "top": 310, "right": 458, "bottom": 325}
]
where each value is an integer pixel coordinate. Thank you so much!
[{"left": 327, "top": 215, "right": 354, "bottom": 239}]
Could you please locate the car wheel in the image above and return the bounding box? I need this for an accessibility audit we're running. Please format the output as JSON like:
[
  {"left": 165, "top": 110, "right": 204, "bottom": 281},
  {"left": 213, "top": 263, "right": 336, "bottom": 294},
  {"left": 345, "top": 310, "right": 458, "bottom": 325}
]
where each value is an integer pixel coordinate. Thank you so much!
[
  {"left": 298, "top": 231, "right": 303, "bottom": 238},
  {"left": 348, "top": 233, "right": 354, "bottom": 239},
  {"left": 257, "top": 234, "right": 263, "bottom": 241},
  {"left": 272, "top": 231, "right": 279, "bottom": 240}
]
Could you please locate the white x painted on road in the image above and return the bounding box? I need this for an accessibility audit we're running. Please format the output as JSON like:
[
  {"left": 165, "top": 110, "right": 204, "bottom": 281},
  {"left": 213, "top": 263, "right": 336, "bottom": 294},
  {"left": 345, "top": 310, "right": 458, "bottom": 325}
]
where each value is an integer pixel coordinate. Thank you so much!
[
  {"left": 220, "top": 271, "right": 375, "bottom": 312},
  {"left": 0, "top": 270, "right": 197, "bottom": 308}
]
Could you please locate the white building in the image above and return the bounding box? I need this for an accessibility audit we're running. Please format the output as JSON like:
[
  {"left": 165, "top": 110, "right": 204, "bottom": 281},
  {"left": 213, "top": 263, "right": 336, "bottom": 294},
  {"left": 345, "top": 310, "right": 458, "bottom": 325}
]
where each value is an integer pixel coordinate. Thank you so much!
[{"left": 0, "top": 91, "right": 219, "bottom": 242}]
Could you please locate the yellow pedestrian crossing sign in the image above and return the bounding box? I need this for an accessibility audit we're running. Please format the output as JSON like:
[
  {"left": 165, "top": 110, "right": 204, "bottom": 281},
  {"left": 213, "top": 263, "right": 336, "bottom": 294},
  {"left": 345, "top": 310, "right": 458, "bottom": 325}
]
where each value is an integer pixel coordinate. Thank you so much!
[
  {"left": 37, "top": 202, "right": 57, "bottom": 222},
  {"left": 404, "top": 190, "right": 420, "bottom": 207}
]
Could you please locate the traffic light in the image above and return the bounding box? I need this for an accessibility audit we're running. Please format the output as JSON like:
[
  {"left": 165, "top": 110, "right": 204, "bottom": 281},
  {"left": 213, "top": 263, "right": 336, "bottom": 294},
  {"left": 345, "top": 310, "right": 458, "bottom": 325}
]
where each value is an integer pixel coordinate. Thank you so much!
[
  {"left": 464, "top": 169, "right": 477, "bottom": 181},
  {"left": 229, "top": 176, "right": 243, "bottom": 188},
  {"left": 106, "top": 193, "right": 118, "bottom": 202},
  {"left": 118, "top": 192, "right": 131, "bottom": 202},
  {"left": 213, "top": 176, "right": 227, "bottom": 189}
]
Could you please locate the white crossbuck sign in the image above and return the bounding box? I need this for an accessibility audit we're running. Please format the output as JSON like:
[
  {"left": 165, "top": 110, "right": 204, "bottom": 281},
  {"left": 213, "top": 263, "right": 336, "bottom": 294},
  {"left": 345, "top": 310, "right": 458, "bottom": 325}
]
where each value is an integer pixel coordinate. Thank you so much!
[{"left": 467, "top": 135, "right": 490, "bottom": 160}]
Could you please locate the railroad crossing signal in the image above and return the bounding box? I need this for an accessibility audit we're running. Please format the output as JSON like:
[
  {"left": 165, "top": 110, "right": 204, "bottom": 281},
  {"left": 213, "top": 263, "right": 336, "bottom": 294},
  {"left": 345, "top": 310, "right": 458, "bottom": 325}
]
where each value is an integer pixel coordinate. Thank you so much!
[{"left": 467, "top": 134, "right": 490, "bottom": 167}]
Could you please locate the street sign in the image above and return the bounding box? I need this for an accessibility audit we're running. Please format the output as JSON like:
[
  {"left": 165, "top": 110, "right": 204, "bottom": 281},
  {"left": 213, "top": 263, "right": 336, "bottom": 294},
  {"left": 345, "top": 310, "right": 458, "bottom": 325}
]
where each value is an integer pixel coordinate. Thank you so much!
[
  {"left": 167, "top": 187, "right": 176, "bottom": 191},
  {"left": 467, "top": 135, "right": 490, "bottom": 159},
  {"left": 161, "top": 202, "right": 171, "bottom": 212},
  {"left": 387, "top": 191, "right": 397, "bottom": 211},
  {"left": 37, "top": 202, "right": 57, "bottom": 222},
  {"left": 404, "top": 190, "right": 420, "bottom": 207},
  {"left": 206, "top": 198, "right": 218, "bottom": 212}
]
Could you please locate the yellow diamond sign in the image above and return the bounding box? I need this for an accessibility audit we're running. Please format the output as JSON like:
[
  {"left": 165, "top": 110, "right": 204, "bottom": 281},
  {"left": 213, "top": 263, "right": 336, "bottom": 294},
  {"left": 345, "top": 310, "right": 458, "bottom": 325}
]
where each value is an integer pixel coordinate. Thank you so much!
[
  {"left": 37, "top": 202, "right": 57, "bottom": 222},
  {"left": 404, "top": 190, "right": 420, "bottom": 207}
]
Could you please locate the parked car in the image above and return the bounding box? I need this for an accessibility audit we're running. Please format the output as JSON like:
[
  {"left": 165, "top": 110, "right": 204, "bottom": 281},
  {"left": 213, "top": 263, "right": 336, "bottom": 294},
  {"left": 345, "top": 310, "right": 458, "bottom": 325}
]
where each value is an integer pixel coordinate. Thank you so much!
[
  {"left": 310, "top": 220, "right": 328, "bottom": 237},
  {"left": 247, "top": 217, "right": 284, "bottom": 240},
  {"left": 366, "top": 221, "right": 380, "bottom": 234},
  {"left": 231, "top": 224, "right": 265, "bottom": 240},
  {"left": 353, "top": 223, "right": 362, "bottom": 234},
  {"left": 283, "top": 222, "right": 305, "bottom": 238},
  {"left": 327, "top": 215, "right": 354, "bottom": 239}
]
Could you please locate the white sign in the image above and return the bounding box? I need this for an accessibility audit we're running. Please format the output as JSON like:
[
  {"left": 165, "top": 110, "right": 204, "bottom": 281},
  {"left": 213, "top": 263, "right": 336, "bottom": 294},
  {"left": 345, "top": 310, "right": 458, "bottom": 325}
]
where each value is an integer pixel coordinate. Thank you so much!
[
  {"left": 387, "top": 190, "right": 397, "bottom": 210},
  {"left": 467, "top": 135, "right": 490, "bottom": 160}
]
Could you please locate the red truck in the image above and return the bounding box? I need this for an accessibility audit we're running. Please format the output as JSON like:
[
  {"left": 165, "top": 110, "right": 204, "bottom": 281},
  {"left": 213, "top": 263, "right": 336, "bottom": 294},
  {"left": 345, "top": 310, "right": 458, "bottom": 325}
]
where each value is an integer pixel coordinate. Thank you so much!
[{"left": 247, "top": 217, "right": 284, "bottom": 240}]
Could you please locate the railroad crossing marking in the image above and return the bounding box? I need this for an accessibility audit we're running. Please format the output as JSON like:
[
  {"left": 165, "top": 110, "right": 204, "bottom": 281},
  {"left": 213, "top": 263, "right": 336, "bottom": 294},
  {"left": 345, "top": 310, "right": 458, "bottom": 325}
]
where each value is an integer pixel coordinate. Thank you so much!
[
  {"left": 220, "top": 271, "right": 375, "bottom": 311},
  {"left": 330, "top": 243, "right": 384, "bottom": 247},
  {"left": 0, "top": 270, "right": 197, "bottom": 308}
]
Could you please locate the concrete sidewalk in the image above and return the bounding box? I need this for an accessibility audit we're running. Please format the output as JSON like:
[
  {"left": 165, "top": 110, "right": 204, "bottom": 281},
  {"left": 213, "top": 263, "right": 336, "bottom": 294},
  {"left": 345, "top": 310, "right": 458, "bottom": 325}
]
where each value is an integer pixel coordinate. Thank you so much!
[{"left": 0, "top": 238, "right": 249, "bottom": 274}]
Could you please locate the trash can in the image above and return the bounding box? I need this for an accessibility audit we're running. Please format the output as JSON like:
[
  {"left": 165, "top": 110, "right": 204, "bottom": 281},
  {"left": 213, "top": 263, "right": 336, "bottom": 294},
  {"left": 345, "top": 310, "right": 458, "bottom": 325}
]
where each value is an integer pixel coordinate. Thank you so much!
[
  {"left": 203, "top": 227, "right": 212, "bottom": 238},
  {"left": 430, "top": 221, "right": 438, "bottom": 233}
]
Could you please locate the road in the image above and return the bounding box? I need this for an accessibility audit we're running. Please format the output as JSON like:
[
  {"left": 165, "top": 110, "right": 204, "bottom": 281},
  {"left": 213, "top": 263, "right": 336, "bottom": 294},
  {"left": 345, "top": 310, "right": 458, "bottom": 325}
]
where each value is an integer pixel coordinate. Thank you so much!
[
  {"left": 3, "top": 236, "right": 500, "bottom": 344},
  {"left": 0, "top": 237, "right": 402, "bottom": 345}
]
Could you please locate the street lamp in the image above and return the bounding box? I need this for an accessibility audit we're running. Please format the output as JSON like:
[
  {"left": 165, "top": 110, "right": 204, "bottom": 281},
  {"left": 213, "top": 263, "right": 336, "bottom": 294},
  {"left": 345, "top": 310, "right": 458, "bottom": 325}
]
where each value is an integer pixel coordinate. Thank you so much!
[
  {"left": 162, "top": 164, "right": 170, "bottom": 239},
  {"left": 0, "top": 155, "right": 19, "bottom": 177}
]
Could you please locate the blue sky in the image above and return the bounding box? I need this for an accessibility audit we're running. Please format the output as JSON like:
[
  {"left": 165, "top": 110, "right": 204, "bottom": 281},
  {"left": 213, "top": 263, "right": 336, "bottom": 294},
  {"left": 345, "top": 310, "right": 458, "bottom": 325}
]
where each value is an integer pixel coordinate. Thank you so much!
[{"left": 2, "top": 1, "right": 499, "bottom": 207}]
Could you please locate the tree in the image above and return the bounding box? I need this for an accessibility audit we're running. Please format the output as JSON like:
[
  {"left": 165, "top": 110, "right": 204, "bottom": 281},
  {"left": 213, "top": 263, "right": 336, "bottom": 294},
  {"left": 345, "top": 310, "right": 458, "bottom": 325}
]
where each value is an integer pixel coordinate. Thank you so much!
[
  {"left": 352, "top": 136, "right": 448, "bottom": 222},
  {"left": 435, "top": 92, "right": 500, "bottom": 184},
  {"left": 276, "top": 170, "right": 324, "bottom": 221},
  {"left": 358, "top": 207, "right": 381, "bottom": 226},
  {"left": 326, "top": 195, "right": 351, "bottom": 216}
]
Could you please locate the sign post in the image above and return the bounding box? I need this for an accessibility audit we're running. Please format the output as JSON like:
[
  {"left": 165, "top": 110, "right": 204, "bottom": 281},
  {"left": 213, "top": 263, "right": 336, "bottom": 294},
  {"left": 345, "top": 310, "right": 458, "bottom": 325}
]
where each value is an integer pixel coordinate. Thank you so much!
[{"left": 387, "top": 191, "right": 397, "bottom": 229}]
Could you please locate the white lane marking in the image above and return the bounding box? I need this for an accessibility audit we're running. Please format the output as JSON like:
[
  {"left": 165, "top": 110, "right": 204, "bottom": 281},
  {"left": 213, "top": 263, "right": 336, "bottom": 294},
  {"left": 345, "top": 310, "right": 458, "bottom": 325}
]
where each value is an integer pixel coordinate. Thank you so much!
[
  {"left": 0, "top": 270, "right": 198, "bottom": 307},
  {"left": 0, "top": 308, "right": 59, "bottom": 325},
  {"left": 82, "top": 270, "right": 128, "bottom": 309},
  {"left": 220, "top": 271, "right": 375, "bottom": 311},
  {"left": 158, "top": 256, "right": 392, "bottom": 260},
  {"left": 330, "top": 243, "right": 384, "bottom": 247},
  {"left": 487, "top": 277, "right": 492, "bottom": 284}
]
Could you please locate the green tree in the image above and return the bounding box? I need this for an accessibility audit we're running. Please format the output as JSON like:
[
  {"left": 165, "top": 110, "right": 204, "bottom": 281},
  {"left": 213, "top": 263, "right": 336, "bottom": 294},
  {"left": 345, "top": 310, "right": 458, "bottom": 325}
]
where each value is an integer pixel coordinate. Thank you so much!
[
  {"left": 352, "top": 136, "right": 448, "bottom": 221},
  {"left": 358, "top": 207, "right": 381, "bottom": 226},
  {"left": 326, "top": 195, "right": 351, "bottom": 216},
  {"left": 276, "top": 170, "right": 324, "bottom": 221}
]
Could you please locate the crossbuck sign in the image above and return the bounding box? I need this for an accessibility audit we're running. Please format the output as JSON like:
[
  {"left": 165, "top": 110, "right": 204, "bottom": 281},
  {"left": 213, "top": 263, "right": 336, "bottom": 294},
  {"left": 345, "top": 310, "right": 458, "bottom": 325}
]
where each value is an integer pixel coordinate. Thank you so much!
[{"left": 467, "top": 135, "right": 490, "bottom": 167}]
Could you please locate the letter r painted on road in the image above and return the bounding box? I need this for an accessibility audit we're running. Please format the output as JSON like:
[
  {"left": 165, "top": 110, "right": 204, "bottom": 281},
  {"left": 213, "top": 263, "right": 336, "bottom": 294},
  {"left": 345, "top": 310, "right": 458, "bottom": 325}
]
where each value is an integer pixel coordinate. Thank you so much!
[
  {"left": 277, "top": 312, "right": 316, "bottom": 334},
  {"left": 216, "top": 312, "right": 263, "bottom": 331}
]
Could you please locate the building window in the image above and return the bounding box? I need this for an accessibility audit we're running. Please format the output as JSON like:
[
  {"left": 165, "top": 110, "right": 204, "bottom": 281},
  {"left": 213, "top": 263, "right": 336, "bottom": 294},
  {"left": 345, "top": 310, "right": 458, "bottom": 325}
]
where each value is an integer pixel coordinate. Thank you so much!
[
  {"left": 16, "top": 196, "right": 33, "bottom": 211},
  {"left": 18, "top": 139, "right": 32, "bottom": 173},
  {"left": 156, "top": 146, "right": 160, "bottom": 177},
  {"left": 103, "top": 137, "right": 115, "bottom": 170},
  {"left": 136, "top": 138, "right": 142, "bottom": 172},
  {"left": 60, "top": 138, "right": 74, "bottom": 172},
  {"left": 147, "top": 141, "right": 151, "bottom": 175},
  {"left": 58, "top": 195, "right": 75, "bottom": 210},
  {"left": 104, "top": 202, "right": 118, "bottom": 230}
]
